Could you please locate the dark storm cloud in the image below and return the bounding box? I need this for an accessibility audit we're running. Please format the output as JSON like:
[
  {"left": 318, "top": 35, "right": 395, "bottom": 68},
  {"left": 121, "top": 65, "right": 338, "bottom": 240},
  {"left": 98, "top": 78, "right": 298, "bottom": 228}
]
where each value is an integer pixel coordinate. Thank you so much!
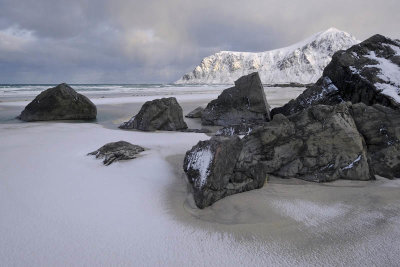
[
  {"left": 0, "top": 0, "right": 109, "bottom": 38},
  {"left": 0, "top": 0, "right": 399, "bottom": 83}
]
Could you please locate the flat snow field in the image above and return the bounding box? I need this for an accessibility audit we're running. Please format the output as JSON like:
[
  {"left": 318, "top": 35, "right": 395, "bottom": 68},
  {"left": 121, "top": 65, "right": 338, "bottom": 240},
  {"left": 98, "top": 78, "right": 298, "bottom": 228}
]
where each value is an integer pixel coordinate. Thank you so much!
[{"left": 1, "top": 88, "right": 400, "bottom": 266}]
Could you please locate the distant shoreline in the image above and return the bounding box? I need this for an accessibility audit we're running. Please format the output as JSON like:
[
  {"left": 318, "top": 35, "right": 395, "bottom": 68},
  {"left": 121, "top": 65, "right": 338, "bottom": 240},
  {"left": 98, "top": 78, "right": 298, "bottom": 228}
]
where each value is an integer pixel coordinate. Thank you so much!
[
  {"left": 170, "top": 83, "right": 313, "bottom": 87},
  {"left": 264, "top": 83, "right": 313, "bottom": 88},
  {"left": 0, "top": 83, "right": 311, "bottom": 87}
]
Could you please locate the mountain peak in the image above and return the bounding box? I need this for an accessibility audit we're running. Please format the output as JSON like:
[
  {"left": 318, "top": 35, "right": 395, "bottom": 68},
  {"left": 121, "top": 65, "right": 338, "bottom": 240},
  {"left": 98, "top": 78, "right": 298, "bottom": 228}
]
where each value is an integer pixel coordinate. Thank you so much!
[
  {"left": 324, "top": 27, "right": 342, "bottom": 33},
  {"left": 309, "top": 27, "right": 357, "bottom": 43},
  {"left": 176, "top": 29, "right": 359, "bottom": 85}
]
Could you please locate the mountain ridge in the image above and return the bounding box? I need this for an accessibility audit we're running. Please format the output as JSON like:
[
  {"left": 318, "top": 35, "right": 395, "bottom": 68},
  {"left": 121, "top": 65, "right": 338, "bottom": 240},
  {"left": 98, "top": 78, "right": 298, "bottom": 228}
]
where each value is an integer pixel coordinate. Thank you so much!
[{"left": 175, "top": 28, "right": 360, "bottom": 85}]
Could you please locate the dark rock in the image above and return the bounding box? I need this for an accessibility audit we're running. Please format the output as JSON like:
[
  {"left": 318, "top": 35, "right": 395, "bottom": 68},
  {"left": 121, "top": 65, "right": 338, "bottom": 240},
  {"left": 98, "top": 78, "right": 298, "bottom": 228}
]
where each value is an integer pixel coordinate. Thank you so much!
[
  {"left": 88, "top": 141, "right": 144, "bottom": 165},
  {"left": 183, "top": 136, "right": 266, "bottom": 209},
  {"left": 202, "top": 72, "right": 271, "bottom": 126},
  {"left": 185, "top": 107, "right": 204, "bottom": 118},
  {"left": 271, "top": 77, "right": 343, "bottom": 117},
  {"left": 184, "top": 103, "right": 378, "bottom": 208},
  {"left": 184, "top": 100, "right": 400, "bottom": 208},
  {"left": 18, "top": 83, "right": 96, "bottom": 121},
  {"left": 272, "top": 34, "right": 400, "bottom": 116},
  {"left": 119, "top": 97, "right": 188, "bottom": 131},
  {"left": 350, "top": 103, "right": 400, "bottom": 178},
  {"left": 239, "top": 103, "right": 373, "bottom": 182},
  {"left": 119, "top": 116, "right": 136, "bottom": 129}
]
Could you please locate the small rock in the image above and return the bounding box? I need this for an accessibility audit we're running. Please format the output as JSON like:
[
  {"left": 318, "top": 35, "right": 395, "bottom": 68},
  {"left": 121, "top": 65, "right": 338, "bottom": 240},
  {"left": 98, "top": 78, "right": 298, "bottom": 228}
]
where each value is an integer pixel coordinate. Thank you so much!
[
  {"left": 185, "top": 107, "right": 204, "bottom": 118},
  {"left": 88, "top": 141, "right": 145, "bottom": 165}
]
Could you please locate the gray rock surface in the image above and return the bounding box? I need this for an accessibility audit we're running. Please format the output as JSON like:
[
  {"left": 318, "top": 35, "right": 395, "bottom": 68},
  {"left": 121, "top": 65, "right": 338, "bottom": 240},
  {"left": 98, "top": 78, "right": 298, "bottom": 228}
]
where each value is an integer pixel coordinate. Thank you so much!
[
  {"left": 202, "top": 72, "right": 271, "bottom": 126},
  {"left": 350, "top": 103, "right": 400, "bottom": 179},
  {"left": 88, "top": 141, "right": 144, "bottom": 165},
  {"left": 119, "top": 97, "right": 188, "bottom": 131},
  {"left": 185, "top": 107, "right": 204, "bottom": 118},
  {"left": 272, "top": 34, "right": 400, "bottom": 116},
  {"left": 18, "top": 83, "right": 97, "bottom": 121},
  {"left": 184, "top": 103, "right": 375, "bottom": 208},
  {"left": 240, "top": 103, "right": 373, "bottom": 182},
  {"left": 183, "top": 136, "right": 266, "bottom": 209}
]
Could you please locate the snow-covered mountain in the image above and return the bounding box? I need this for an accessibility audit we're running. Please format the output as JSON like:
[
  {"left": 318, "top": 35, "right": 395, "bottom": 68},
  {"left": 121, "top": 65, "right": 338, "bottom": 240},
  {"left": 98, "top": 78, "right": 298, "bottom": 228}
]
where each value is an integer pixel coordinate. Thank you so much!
[{"left": 175, "top": 28, "right": 359, "bottom": 85}]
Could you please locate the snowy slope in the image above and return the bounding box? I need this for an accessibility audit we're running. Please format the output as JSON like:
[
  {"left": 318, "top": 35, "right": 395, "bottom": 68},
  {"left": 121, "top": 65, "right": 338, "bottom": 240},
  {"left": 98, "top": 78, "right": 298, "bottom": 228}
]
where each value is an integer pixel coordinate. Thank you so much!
[{"left": 176, "top": 28, "right": 359, "bottom": 85}]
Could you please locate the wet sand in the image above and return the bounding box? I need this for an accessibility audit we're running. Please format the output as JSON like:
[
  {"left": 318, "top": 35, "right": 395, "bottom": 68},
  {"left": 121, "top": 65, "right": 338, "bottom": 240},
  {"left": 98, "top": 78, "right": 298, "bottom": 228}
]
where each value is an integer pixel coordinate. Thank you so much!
[{"left": 165, "top": 153, "right": 400, "bottom": 266}]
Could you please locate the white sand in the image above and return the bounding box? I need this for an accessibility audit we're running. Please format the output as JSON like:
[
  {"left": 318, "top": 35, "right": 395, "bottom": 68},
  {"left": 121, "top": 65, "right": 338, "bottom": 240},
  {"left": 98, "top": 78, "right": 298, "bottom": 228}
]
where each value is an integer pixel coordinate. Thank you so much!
[{"left": 0, "top": 88, "right": 400, "bottom": 266}]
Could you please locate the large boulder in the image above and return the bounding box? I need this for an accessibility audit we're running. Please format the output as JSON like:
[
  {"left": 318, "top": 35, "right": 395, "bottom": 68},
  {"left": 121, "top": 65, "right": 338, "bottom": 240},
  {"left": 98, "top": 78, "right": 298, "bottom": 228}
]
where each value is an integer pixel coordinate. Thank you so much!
[
  {"left": 184, "top": 103, "right": 375, "bottom": 208},
  {"left": 239, "top": 103, "right": 373, "bottom": 182},
  {"left": 272, "top": 34, "right": 400, "bottom": 116},
  {"left": 350, "top": 103, "right": 400, "bottom": 178},
  {"left": 119, "top": 97, "right": 188, "bottom": 131},
  {"left": 88, "top": 141, "right": 145, "bottom": 166},
  {"left": 201, "top": 72, "right": 271, "bottom": 126},
  {"left": 18, "top": 83, "right": 96, "bottom": 121},
  {"left": 183, "top": 136, "right": 266, "bottom": 209}
]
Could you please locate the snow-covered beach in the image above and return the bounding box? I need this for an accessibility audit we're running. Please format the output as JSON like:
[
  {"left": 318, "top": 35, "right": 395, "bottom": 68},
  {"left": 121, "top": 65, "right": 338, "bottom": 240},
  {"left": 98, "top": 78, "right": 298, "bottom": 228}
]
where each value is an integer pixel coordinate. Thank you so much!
[{"left": 1, "top": 86, "right": 400, "bottom": 266}]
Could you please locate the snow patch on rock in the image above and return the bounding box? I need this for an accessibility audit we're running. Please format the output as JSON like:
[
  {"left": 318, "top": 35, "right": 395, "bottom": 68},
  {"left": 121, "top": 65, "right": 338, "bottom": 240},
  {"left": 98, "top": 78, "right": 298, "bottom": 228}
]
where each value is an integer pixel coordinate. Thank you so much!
[
  {"left": 342, "top": 155, "right": 362, "bottom": 170},
  {"left": 385, "top": 44, "right": 400, "bottom": 55},
  {"left": 186, "top": 145, "right": 214, "bottom": 188},
  {"left": 302, "top": 77, "right": 339, "bottom": 105},
  {"left": 365, "top": 51, "right": 400, "bottom": 103},
  {"left": 349, "top": 66, "right": 360, "bottom": 75}
]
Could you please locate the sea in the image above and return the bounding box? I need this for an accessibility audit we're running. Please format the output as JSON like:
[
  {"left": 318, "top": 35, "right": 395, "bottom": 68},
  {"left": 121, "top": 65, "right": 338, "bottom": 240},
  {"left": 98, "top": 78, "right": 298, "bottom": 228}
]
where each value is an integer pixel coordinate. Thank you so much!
[
  {"left": 0, "top": 83, "right": 306, "bottom": 104},
  {"left": 0, "top": 84, "right": 226, "bottom": 100}
]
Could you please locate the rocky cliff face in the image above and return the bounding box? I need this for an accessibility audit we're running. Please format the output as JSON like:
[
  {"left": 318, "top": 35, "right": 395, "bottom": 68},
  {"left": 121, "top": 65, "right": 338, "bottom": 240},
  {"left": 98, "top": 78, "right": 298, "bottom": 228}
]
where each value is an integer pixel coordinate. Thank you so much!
[{"left": 176, "top": 28, "right": 359, "bottom": 85}]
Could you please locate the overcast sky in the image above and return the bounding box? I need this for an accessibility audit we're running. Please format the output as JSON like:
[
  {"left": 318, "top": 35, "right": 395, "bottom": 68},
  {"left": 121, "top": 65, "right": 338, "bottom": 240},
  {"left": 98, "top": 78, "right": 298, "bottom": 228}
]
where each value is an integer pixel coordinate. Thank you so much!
[{"left": 0, "top": 0, "right": 399, "bottom": 84}]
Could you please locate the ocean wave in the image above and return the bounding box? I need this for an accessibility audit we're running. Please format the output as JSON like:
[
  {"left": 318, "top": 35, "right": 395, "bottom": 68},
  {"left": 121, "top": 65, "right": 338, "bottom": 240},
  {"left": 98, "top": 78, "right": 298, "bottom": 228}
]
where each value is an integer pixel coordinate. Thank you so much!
[{"left": 0, "top": 84, "right": 226, "bottom": 98}]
